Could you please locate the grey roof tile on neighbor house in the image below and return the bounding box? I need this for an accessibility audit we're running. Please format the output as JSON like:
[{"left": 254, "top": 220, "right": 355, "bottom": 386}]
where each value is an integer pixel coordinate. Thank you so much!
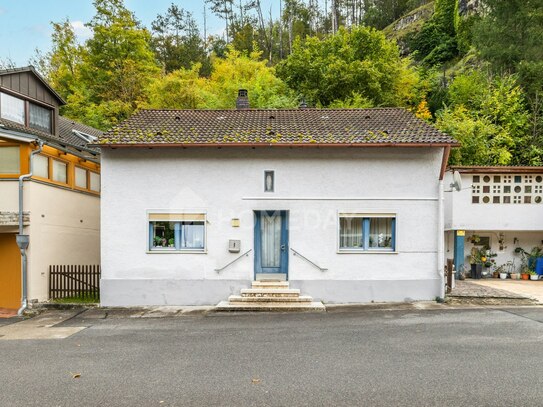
[
  {"left": 0, "top": 116, "right": 103, "bottom": 154},
  {"left": 97, "top": 108, "right": 458, "bottom": 147}
]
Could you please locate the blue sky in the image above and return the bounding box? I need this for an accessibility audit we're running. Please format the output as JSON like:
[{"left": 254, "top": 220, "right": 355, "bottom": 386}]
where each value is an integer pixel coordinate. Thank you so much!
[{"left": 0, "top": 0, "right": 278, "bottom": 66}]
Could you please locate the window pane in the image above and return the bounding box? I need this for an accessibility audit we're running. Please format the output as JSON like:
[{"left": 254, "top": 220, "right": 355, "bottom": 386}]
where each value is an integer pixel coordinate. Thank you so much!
[
  {"left": 339, "top": 217, "right": 363, "bottom": 249},
  {"left": 0, "top": 92, "right": 25, "bottom": 124},
  {"left": 180, "top": 222, "right": 205, "bottom": 249},
  {"left": 369, "top": 218, "right": 394, "bottom": 249},
  {"left": 151, "top": 221, "right": 176, "bottom": 249},
  {"left": 75, "top": 167, "right": 87, "bottom": 188},
  {"left": 34, "top": 154, "right": 48, "bottom": 178},
  {"left": 52, "top": 160, "right": 67, "bottom": 183},
  {"left": 0, "top": 146, "right": 20, "bottom": 173},
  {"left": 89, "top": 172, "right": 100, "bottom": 192},
  {"left": 29, "top": 103, "right": 52, "bottom": 133}
]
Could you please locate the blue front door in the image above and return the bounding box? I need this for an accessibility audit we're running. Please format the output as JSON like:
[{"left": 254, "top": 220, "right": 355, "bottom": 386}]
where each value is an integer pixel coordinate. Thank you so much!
[{"left": 254, "top": 211, "right": 288, "bottom": 277}]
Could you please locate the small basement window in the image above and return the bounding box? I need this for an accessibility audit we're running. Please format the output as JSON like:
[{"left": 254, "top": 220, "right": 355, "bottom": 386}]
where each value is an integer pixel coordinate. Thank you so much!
[
  {"left": 339, "top": 213, "right": 396, "bottom": 252},
  {"left": 148, "top": 213, "right": 206, "bottom": 252}
]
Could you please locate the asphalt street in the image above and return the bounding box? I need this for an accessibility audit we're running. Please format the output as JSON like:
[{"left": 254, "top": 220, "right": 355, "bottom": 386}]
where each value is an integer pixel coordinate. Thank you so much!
[{"left": 1, "top": 306, "right": 543, "bottom": 406}]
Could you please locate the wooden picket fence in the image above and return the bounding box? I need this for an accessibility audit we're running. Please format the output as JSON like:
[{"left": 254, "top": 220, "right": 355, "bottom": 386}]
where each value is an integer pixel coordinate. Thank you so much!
[{"left": 49, "top": 265, "right": 101, "bottom": 300}]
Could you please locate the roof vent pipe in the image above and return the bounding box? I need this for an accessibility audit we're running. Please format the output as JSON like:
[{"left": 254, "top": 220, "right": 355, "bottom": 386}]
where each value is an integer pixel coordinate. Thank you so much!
[{"left": 236, "top": 89, "right": 250, "bottom": 109}]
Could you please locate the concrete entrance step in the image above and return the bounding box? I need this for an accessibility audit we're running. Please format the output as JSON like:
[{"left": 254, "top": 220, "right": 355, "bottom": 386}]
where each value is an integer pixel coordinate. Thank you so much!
[
  {"left": 228, "top": 295, "right": 313, "bottom": 303},
  {"left": 251, "top": 281, "right": 289, "bottom": 289},
  {"left": 255, "top": 273, "right": 287, "bottom": 281},
  {"left": 215, "top": 300, "right": 325, "bottom": 312},
  {"left": 241, "top": 288, "right": 300, "bottom": 297}
]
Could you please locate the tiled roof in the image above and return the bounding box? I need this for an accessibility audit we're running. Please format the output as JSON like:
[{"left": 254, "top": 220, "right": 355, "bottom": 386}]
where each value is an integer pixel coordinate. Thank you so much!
[
  {"left": 450, "top": 166, "right": 543, "bottom": 174},
  {"left": 0, "top": 116, "right": 102, "bottom": 156},
  {"left": 97, "top": 108, "right": 457, "bottom": 147}
]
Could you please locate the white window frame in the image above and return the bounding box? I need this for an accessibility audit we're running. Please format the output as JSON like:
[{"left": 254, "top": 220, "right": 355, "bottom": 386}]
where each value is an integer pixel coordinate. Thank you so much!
[{"left": 146, "top": 211, "right": 208, "bottom": 254}]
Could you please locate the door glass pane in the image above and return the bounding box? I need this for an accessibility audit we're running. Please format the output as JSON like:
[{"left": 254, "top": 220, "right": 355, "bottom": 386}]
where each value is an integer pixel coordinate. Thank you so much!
[
  {"left": 29, "top": 103, "right": 52, "bottom": 133},
  {"left": 0, "top": 146, "right": 20, "bottom": 174},
  {"left": 261, "top": 213, "right": 281, "bottom": 267},
  {"left": 75, "top": 167, "right": 87, "bottom": 188},
  {"left": 339, "top": 217, "right": 363, "bottom": 249},
  {"left": 0, "top": 92, "right": 25, "bottom": 124},
  {"left": 52, "top": 160, "right": 67, "bottom": 183},
  {"left": 34, "top": 154, "right": 48, "bottom": 178},
  {"left": 369, "top": 218, "right": 393, "bottom": 249}
]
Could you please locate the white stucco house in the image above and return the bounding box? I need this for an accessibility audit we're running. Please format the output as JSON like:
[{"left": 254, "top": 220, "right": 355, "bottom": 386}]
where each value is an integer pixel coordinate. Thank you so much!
[
  {"left": 95, "top": 92, "right": 458, "bottom": 306},
  {"left": 444, "top": 166, "right": 543, "bottom": 278}
]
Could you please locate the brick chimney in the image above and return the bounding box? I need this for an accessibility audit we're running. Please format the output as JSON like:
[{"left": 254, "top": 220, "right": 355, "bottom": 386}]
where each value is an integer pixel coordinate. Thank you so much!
[{"left": 236, "top": 89, "right": 250, "bottom": 109}]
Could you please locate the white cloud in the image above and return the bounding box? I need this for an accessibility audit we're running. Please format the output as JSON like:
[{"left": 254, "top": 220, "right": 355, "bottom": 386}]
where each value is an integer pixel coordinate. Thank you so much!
[{"left": 70, "top": 21, "right": 92, "bottom": 41}]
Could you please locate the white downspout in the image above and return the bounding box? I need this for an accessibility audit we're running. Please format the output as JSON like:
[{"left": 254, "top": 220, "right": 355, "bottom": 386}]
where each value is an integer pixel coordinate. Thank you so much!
[
  {"left": 437, "top": 179, "right": 445, "bottom": 300},
  {"left": 17, "top": 140, "right": 43, "bottom": 316}
]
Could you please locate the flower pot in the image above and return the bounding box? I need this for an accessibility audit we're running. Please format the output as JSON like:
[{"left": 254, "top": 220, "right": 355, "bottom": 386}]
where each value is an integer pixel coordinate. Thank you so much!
[
  {"left": 510, "top": 273, "right": 520, "bottom": 280},
  {"left": 521, "top": 273, "right": 530, "bottom": 280},
  {"left": 499, "top": 273, "right": 508, "bottom": 279},
  {"left": 471, "top": 264, "right": 483, "bottom": 279},
  {"left": 530, "top": 274, "right": 539, "bottom": 281},
  {"left": 493, "top": 271, "right": 500, "bottom": 278}
]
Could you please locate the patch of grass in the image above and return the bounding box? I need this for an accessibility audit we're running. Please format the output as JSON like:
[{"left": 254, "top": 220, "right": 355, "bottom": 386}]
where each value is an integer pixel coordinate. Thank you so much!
[{"left": 52, "top": 295, "right": 99, "bottom": 304}]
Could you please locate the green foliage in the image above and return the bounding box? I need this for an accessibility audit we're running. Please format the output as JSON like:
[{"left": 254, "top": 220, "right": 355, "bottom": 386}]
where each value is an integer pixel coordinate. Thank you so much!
[
  {"left": 150, "top": 4, "right": 208, "bottom": 75},
  {"left": 145, "top": 49, "right": 297, "bottom": 110},
  {"left": 276, "top": 26, "right": 418, "bottom": 107},
  {"left": 437, "top": 71, "right": 530, "bottom": 165},
  {"left": 472, "top": 0, "right": 543, "bottom": 73},
  {"left": 410, "top": 0, "right": 458, "bottom": 65}
]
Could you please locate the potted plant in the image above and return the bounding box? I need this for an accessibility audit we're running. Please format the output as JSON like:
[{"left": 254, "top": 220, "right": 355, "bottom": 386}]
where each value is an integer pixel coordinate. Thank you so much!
[
  {"left": 494, "top": 264, "right": 508, "bottom": 280},
  {"left": 469, "top": 247, "right": 484, "bottom": 279},
  {"left": 515, "top": 246, "right": 542, "bottom": 280}
]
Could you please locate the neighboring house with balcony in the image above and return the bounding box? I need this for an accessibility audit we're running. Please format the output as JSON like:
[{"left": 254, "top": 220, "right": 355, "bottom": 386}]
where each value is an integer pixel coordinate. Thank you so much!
[
  {"left": 0, "top": 66, "right": 102, "bottom": 311},
  {"left": 95, "top": 91, "right": 458, "bottom": 307},
  {"left": 444, "top": 166, "right": 543, "bottom": 277}
]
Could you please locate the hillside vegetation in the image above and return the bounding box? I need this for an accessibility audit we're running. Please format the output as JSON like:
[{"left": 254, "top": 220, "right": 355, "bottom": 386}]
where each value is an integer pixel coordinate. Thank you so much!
[{"left": 10, "top": 0, "right": 542, "bottom": 166}]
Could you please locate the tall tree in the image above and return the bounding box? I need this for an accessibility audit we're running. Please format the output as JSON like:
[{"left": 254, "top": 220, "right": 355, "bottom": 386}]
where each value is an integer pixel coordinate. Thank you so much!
[
  {"left": 276, "top": 25, "right": 419, "bottom": 107},
  {"left": 151, "top": 4, "right": 207, "bottom": 74},
  {"left": 82, "top": 0, "right": 159, "bottom": 104}
]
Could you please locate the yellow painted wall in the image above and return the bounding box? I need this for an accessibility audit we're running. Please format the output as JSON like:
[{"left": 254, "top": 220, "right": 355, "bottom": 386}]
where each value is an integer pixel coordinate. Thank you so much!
[{"left": 0, "top": 233, "right": 21, "bottom": 310}]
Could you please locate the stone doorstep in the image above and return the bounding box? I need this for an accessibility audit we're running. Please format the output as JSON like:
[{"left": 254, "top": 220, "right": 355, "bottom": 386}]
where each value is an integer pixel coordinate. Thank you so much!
[
  {"left": 215, "top": 300, "right": 326, "bottom": 312},
  {"left": 240, "top": 288, "right": 300, "bottom": 296},
  {"left": 251, "top": 281, "right": 290, "bottom": 289},
  {"left": 228, "top": 295, "right": 313, "bottom": 303}
]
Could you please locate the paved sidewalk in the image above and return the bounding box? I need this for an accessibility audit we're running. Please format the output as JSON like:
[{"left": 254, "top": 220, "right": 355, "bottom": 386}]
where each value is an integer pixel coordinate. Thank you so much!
[
  {"left": 469, "top": 279, "right": 543, "bottom": 303},
  {"left": 451, "top": 280, "right": 529, "bottom": 299}
]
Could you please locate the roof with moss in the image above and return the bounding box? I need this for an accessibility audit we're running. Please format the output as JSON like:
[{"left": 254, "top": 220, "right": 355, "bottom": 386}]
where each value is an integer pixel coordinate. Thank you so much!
[{"left": 96, "top": 108, "right": 457, "bottom": 147}]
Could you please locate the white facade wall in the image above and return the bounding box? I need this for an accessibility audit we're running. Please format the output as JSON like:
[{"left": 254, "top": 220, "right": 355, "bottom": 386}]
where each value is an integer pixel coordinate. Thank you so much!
[
  {"left": 444, "top": 170, "right": 543, "bottom": 274},
  {"left": 444, "top": 172, "right": 543, "bottom": 231},
  {"left": 0, "top": 180, "right": 100, "bottom": 302},
  {"left": 101, "top": 147, "right": 445, "bottom": 306}
]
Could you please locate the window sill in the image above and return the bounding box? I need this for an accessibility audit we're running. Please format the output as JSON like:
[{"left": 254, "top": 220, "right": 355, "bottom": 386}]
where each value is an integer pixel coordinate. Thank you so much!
[
  {"left": 337, "top": 250, "right": 398, "bottom": 254},
  {"left": 146, "top": 250, "right": 207, "bottom": 254}
]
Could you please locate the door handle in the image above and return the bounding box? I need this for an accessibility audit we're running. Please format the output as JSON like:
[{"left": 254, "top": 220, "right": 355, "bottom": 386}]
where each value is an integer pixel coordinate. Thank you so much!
[{"left": 281, "top": 244, "right": 286, "bottom": 251}]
